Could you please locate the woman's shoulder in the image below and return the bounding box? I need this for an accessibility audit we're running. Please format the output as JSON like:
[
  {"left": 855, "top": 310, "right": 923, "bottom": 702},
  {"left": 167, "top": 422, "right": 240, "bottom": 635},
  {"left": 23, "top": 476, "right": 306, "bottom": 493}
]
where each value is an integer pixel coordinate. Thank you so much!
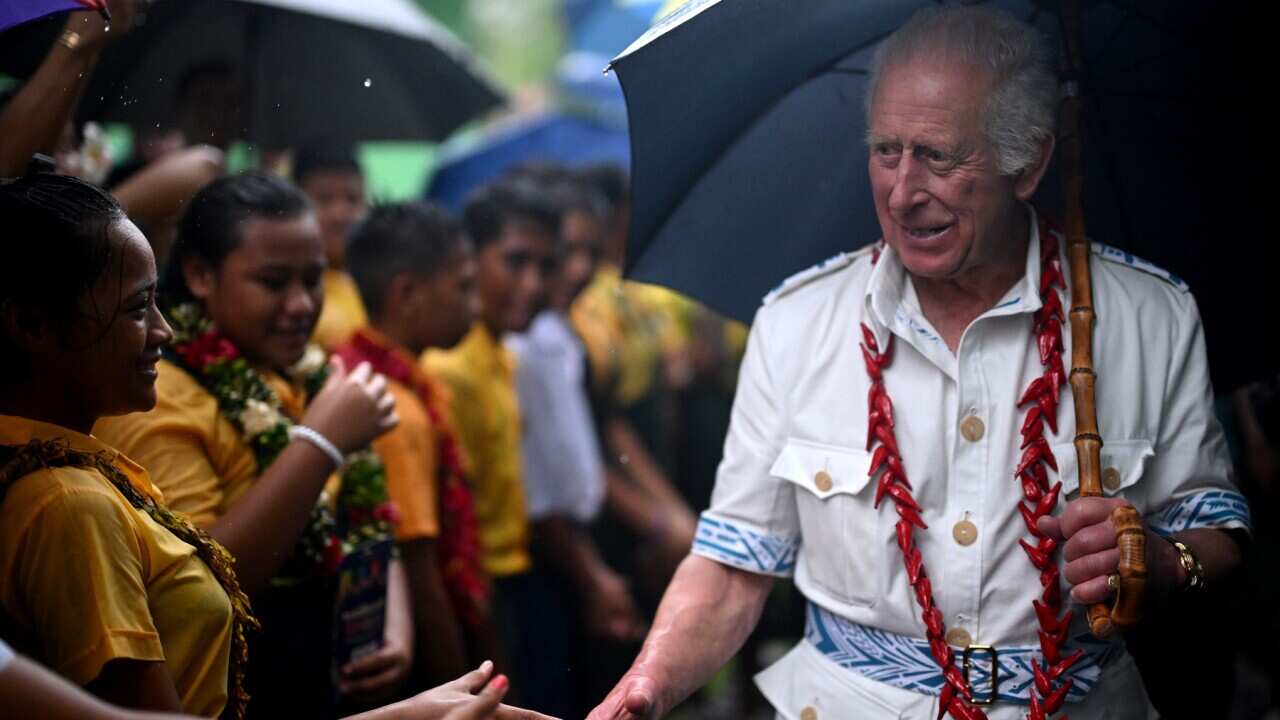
[{"left": 1, "top": 464, "right": 135, "bottom": 545}]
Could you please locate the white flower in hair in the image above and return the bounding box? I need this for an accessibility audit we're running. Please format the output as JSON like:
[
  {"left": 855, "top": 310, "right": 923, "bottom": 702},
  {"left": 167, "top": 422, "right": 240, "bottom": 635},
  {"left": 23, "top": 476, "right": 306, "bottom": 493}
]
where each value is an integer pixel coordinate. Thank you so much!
[{"left": 241, "top": 398, "right": 284, "bottom": 438}]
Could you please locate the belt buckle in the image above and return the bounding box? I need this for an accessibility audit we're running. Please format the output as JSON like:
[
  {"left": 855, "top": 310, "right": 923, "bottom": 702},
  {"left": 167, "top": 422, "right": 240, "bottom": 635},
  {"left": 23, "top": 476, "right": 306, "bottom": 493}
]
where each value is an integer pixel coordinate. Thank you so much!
[{"left": 962, "top": 644, "right": 999, "bottom": 705}]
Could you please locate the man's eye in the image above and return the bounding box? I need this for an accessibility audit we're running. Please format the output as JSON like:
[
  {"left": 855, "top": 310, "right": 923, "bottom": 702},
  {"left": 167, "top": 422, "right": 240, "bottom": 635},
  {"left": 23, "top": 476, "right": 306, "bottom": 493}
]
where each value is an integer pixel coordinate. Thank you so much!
[{"left": 874, "top": 143, "right": 900, "bottom": 156}]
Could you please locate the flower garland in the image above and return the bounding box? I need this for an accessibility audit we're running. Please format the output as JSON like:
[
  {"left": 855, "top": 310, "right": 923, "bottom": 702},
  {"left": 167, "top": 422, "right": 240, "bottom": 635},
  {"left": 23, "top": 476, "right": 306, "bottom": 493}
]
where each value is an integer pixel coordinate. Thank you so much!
[
  {"left": 862, "top": 216, "right": 1075, "bottom": 720},
  {"left": 335, "top": 329, "right": 490, "bottom": 626},
  {"left": 166, "top": 303, "right": 399, "bottom": 581}
]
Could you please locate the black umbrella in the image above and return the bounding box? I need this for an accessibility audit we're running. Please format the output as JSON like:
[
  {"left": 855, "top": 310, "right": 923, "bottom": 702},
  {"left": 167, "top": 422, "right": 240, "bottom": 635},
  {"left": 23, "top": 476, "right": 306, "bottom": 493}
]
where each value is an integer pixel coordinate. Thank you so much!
[
  {"left": 611, "top": 0, "right": 1268, "bottom": 391},
  {"left": 0, "top": 0, "right": 504, "bottom": 146}
]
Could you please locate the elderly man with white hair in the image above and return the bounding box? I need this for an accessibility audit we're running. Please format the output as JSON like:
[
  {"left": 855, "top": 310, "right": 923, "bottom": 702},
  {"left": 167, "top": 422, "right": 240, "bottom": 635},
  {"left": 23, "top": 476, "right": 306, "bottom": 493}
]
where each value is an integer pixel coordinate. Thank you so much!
[{"left": 589, "top": 6, "right": 1248, "bottom": 720}]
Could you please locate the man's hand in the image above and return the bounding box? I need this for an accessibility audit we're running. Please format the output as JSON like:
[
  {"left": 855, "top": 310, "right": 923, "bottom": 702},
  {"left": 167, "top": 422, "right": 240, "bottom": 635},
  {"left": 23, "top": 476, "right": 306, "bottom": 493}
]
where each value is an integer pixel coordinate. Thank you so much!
[
  {"left": 68, "top": 0, "right": 139, "bottom": 52},
  {"left": 1037, "top": 497, "right": 1182, "bottom": 604},
  {"left": 586, "top": 674, "right": 663, "bottom": 720}
]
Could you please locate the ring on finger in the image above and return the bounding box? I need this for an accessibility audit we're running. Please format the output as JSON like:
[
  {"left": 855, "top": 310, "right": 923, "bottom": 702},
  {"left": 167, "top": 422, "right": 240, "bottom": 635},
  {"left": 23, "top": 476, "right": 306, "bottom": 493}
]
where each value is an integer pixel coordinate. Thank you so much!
[{"left": 1106, "top": 573, "right": 1120, "bottom": 593}]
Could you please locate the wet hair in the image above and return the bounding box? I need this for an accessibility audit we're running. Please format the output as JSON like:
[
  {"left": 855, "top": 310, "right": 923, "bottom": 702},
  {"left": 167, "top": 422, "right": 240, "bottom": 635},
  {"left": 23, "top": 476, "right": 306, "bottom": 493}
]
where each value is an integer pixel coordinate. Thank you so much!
[
  {"left": 293, "top": 141, "right": 363, "bottom": 187},
  {"left": 866, "top": 6, "right": 1058, "bottom": 176},
  {"left": 0, "top": 173, "right": 127, "bottom": 377},
  {"left": 579, "top": 164, "right": 629, "bottom": 214},
  {"left": 462, "top": 178, "right": 560, "bottom": 251},
  {"left": 345, "top": 202, "right": 467, "bottom": 318},
  {"left": 162, "top": 171, "right": 311, "bottom": 308}
]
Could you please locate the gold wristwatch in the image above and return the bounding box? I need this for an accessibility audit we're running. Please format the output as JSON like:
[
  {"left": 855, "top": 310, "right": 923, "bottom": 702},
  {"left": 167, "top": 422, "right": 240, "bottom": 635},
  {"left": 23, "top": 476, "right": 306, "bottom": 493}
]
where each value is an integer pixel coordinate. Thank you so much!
[{"left": 1167, "top": 537, "right": 1205, "bottom": 592}]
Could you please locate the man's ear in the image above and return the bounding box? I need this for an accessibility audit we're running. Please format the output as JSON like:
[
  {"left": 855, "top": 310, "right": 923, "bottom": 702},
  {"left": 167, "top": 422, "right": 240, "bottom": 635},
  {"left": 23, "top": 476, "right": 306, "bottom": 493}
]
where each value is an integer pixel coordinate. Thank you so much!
[
  {"left": 182, "top": 255, "right": 216, "bottom": 301},
  {"left": 1014, "top": 133, "right": 1056, "bottom": 202},
  {"left": 1, "top": 300, "right": 56, "bottom": 356}
]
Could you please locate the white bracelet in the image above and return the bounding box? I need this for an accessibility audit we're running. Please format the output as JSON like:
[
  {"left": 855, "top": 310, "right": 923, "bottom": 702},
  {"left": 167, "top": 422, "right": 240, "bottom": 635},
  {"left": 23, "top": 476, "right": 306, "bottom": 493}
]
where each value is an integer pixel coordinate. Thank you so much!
[{"left": 288, "top": 425, "right": 345, "bottom": 470}]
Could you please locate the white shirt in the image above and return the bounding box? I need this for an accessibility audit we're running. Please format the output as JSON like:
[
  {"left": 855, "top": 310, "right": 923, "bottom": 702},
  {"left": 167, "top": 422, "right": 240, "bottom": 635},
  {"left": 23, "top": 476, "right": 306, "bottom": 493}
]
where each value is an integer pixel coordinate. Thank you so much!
[
  {"left": 0, "top": 638, "right": 11, "bottom": 673},
  {"left": 507, "top": 310, "right": 607, "bottom": 523},
  {"left": 694, "top": 208, "right": 1248, "bottom": 718}
]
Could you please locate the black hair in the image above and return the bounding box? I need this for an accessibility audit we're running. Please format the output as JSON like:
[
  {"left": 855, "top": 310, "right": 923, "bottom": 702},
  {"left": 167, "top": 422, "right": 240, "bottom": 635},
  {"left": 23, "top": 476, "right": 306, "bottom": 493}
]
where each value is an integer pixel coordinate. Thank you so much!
[
  {"left": 345, "top": 202, "right": 467, "bottom": 318},
  {"left": 461, "top": 178, "right": 560, "bottom": 251},
  {"left": 293, "top": 141, "right": 362, "bottom": 187},
  {"left": 579, "top": 163, "right": 629, "bottom": 213},
  {"left": 162, "top": 171, "right": 311, "bottom": 308},
  {"left": 547, "top": 175, "right": 610, "bottom": 224},
  {"left": 0, "top": 173, "right": 127, "bottom": 377}
]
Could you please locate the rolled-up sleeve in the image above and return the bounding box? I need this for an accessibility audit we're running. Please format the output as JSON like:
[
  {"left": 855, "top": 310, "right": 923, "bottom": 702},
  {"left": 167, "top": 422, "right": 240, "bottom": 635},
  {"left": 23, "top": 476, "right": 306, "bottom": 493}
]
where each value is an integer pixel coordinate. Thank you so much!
[
  {"left": 1142, "top": 294, "right": 1250, "bottom": 535},
  {"left": 692, "top": 309, "right": 800, "bottom": 576}
]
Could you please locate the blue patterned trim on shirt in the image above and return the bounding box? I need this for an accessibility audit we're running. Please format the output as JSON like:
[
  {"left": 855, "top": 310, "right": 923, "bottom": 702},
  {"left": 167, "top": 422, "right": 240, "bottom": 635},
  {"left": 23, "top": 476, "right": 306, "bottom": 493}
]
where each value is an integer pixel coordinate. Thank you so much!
[
  {"left": 692, "top": 514, "right": 799, "bottom": 576},
  {"left": 1148, "top": 489, "right": 1251, "bottom": 536},
  {"left": 804, "top": 602, "right": 1124, "bottom": 705}
]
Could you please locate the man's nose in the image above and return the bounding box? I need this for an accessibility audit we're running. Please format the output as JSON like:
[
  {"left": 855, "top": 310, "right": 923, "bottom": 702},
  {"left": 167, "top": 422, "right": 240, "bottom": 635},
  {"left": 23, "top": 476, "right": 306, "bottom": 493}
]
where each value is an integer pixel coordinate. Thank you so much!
[{"left": 887, "top": 155, "right": 928, "bottom": 213}]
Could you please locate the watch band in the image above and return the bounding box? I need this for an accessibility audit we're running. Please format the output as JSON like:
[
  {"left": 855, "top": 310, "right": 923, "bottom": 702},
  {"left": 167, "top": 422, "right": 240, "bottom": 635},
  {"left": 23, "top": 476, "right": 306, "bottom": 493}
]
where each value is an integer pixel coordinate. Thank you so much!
[{"left": 1167, "top": 537, "right": 1205, "bottom": 592}]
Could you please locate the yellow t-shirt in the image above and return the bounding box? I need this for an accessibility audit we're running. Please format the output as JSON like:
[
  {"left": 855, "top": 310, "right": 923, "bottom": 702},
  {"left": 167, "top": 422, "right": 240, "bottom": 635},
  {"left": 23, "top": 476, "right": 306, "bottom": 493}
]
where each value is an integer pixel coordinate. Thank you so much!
[
  {"left": 312, "top": 269, "right": 369, "bottom": 351},
  {"left": 421, "top": 323, "right": 530, "bottom": 577},
  {"left": 372, "top": 368, "right": 441, "bottom": 543},
  {"left": 95, "top": 359, "right": 337, "bottom": 530},
  {"left": 570, "top": 265, "right": 663, "bottom": 408},
  {"left": 0, "top": 415, "right": 233, "bottom": 717}
]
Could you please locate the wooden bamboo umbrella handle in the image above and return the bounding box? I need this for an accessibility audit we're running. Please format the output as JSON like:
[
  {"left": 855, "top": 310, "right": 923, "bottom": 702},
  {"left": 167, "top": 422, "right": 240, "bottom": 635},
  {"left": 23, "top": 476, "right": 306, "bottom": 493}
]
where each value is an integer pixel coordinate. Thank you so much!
[{"left": 1059, "top": 0, "right": 1145, "bottom": 637}]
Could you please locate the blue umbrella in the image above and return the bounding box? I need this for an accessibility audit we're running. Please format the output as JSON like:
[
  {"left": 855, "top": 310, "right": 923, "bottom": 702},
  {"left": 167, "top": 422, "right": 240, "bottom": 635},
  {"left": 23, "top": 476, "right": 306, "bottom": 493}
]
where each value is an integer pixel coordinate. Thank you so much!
[
  {"left": 0, "top": 0, "right": 106, "bottom": 33},
  {"left": 425, "top": 112, "right": 631, "bottom": 212},
  {"left": 610, "top": 0, "right": 1265, "bottom": 390},
  {"left": 566, "top": 0, "right": 664, "bottom": 58}
]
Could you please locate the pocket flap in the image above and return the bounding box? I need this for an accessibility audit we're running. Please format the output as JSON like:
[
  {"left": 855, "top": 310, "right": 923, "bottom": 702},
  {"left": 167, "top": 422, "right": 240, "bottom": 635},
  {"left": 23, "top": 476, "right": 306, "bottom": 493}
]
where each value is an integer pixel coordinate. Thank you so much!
[
  {"left": 770, "top": 438, "right": 873, "bottom": 499},
  {"left": 1053, "top": 439, "right": 1154, "bottom": 497}
]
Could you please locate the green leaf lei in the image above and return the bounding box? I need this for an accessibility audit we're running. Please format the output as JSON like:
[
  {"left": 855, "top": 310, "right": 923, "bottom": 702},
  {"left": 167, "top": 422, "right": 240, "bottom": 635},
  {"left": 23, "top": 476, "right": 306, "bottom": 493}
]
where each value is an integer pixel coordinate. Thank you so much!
[{"left": 166, "top": 303, "right": 398, "bottom": 583}]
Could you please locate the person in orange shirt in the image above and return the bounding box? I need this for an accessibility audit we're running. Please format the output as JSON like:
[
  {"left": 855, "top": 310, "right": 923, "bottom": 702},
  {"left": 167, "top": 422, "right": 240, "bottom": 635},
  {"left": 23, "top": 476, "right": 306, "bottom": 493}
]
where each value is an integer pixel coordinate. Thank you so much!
[
  {"left": 335, "top": 202, "right": 498, "bottom": 686},
  {"left": 297, "top": 142, "right": 370, "bottom": 350}
]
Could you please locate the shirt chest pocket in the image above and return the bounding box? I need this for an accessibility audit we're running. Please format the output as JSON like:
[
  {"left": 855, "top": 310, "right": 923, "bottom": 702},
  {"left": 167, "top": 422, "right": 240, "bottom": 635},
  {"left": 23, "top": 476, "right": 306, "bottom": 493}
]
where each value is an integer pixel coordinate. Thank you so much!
[
  {"left": 771, "top": 438, "right": 886, "bottom": 607},
  {"left": 1053, "top": 439, "right": 1153, "bottom": 507}
]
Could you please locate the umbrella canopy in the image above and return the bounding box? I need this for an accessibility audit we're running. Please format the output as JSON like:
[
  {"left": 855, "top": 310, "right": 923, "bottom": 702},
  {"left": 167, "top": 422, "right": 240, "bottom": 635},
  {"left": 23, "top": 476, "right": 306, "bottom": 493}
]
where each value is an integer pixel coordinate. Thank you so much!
[
  {"left": 0, "top": 0, "right": 504, "bottom": 146},
  {"left": 425, "top": 111, "right": 630, "bottom": 212},
  {"left": 0, "top": 0, "right": 104, "bottom": 33},
  {"left": 611, "top": 0, "right": 1267, "bottom": 390}
]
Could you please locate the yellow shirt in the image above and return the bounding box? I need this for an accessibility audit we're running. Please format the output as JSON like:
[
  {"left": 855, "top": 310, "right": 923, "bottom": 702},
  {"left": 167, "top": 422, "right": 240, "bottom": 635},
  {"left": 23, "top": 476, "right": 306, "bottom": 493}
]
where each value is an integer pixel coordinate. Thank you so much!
[
  {"left": 571, "top": 264, "right": 663, "bottom": 407},
  {"left": 95, "top": 359, "right": 337, "bottom": 529},
  {"left": 0, "top": 416, "right": 233, "bottom": 717},
  {"left": 312, "top": 269, "right": 369, "bottom": 351},
  {"left": 421, "top": 324, "right": 530, "bottom": 577}
]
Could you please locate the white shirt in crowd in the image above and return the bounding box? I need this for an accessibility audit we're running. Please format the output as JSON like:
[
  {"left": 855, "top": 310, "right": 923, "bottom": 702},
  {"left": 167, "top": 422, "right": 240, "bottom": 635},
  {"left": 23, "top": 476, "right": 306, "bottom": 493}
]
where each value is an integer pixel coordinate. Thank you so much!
[
  {"left": 694, "top": 208, "right": 1249, "bottom": 719},
  {"left": 507, "top": 310, "right": 607, "bottom": 524},
  {"left": 0, "top": 638, "right": 11, "bottom": 674}
]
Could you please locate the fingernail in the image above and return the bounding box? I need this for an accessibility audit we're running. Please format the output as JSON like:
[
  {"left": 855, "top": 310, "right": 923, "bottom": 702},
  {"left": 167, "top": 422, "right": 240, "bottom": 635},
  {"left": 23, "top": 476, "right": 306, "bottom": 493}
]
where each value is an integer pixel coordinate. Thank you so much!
[
  {"left": 490, "top": 674, "right": 509, "bottom": 692},
  {"left": 480, "top": 659, "right": 494, "bottom": 673}
]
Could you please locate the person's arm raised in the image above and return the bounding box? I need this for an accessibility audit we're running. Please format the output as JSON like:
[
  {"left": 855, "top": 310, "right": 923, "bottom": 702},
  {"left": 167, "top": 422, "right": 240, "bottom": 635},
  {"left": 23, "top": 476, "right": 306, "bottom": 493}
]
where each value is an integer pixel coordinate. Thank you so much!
[
  {"left": 206, "top": 357, "right": 398, "bottom": 594},
  {"left": 588, "top": 555, "right": 774, "bottom": 720}
]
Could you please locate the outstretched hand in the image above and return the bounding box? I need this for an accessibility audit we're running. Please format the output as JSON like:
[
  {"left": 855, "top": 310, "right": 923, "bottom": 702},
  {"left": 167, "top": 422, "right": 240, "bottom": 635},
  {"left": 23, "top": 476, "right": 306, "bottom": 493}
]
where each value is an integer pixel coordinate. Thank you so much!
[
  {"left": 586, "top": 674, "right": 662, "bottom": 720},
  {"left": 396, "top": 661, "right": 561, "bottom": 720}
]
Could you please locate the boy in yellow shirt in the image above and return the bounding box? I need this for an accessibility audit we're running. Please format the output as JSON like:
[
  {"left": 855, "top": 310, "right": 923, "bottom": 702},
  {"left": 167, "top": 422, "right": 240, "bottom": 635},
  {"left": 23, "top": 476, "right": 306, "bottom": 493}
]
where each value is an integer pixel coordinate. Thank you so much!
[{"left": 421, "top": 179, "right": 557, "bottom": 705}]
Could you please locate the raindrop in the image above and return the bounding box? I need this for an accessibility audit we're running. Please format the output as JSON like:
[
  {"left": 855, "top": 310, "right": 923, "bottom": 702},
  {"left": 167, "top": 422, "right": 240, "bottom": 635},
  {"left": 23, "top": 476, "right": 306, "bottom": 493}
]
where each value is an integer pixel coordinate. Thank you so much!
[
  {"left": 363, "top": 78, "right": 372, "bottom": 88},
  {"left": 103, "top": 23, "right": 110, "bottom": 33}
]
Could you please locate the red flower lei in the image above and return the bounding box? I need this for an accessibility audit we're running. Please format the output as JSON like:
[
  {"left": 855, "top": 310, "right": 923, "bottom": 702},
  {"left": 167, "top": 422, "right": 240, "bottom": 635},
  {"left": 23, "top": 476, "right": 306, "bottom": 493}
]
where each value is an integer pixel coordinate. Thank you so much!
[
  {"left": 335, "top": 329, "right": 490, "bottom": 626},
  {"left": 862, "top": 216, "right": 1077, "bottom": 720}
]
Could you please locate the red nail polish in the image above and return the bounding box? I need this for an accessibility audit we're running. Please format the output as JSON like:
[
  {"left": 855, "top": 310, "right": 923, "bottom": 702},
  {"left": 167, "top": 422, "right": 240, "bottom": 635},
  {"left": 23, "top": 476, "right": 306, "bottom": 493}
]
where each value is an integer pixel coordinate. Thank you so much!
[{"left": 491, "top": 674, "right": 509, "bottom": 692}]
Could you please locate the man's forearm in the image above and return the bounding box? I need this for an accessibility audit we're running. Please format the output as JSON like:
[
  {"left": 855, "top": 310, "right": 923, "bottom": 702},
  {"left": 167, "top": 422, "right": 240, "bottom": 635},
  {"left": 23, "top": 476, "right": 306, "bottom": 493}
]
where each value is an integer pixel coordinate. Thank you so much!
[{"left": 619, "top": 555, "right": 773, "bottom": 715}]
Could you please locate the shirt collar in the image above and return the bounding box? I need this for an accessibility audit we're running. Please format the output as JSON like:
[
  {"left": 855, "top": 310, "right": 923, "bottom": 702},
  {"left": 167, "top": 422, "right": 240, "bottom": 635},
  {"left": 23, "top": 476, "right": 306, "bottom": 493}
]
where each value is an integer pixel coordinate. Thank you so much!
[
  {"left": 0, "top": 414, "right": 164, "bottom": 504},
  {"left": 862, "top": 203, "right": 1045, "bottom": 348}
]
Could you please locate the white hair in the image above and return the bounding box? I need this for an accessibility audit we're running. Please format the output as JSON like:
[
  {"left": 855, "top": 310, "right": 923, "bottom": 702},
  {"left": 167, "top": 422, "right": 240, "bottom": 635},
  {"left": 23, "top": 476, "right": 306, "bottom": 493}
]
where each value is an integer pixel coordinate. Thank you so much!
[{"left": 865, "top": 6, "right": 1059, "bottom": 176}]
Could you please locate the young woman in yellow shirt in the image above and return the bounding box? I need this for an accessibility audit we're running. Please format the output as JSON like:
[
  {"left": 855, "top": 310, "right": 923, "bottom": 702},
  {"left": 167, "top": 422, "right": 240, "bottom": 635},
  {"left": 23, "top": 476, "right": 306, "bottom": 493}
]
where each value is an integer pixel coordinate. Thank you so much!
[{"left": 95, "top": 172, "right": 409, "bottom": 719}]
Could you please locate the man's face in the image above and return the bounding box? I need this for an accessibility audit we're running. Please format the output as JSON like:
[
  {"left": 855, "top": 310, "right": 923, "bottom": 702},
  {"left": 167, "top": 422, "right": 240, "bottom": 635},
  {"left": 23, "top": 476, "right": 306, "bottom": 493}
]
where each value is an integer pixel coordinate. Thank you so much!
[
  {"left": 476, "top": 219, "right": 556, "bottom": 335},
  {"left": 301, "top": 170, "right": 367, "bottom": 268},
  {"left": 406, "top": 243, "right": 480, "bottom": 352},
  {"left": 551, "top": 210, "right": 604, "bottom": 310},
  {"left": 867, "top": 59, "right": 1026, "bottom": 281}
]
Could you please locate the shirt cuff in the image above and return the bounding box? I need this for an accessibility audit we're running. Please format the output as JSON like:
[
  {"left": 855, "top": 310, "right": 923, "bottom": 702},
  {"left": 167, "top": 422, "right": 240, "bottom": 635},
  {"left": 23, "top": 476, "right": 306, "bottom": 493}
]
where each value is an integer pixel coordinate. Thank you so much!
[
  {"left": 692, "top": 513, "right": 799, "bottom": 577},
  {"left": 1147, "top": 489, "right": 1252, "bottom": 536}
]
